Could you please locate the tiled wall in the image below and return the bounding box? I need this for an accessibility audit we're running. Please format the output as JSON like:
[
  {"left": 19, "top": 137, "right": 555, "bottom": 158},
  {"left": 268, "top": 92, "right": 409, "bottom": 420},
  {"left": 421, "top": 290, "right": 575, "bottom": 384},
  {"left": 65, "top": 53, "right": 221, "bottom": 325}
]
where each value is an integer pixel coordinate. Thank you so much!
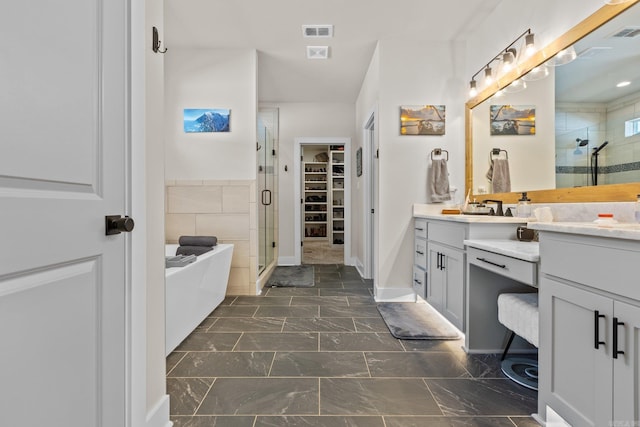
[{"left": 165, "top": 180, "right": 257, "bottom": 295}]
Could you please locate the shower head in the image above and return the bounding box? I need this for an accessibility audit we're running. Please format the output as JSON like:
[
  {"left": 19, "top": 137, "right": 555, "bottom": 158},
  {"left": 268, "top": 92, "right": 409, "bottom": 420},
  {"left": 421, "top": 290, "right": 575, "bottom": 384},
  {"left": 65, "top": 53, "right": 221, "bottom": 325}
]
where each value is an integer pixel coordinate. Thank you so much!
[
  {"left": 576, "top": 138, "right": 589, "bottom": 147},
  {"left": 592, "top": 141, "right": 609, "bottom": 155}
]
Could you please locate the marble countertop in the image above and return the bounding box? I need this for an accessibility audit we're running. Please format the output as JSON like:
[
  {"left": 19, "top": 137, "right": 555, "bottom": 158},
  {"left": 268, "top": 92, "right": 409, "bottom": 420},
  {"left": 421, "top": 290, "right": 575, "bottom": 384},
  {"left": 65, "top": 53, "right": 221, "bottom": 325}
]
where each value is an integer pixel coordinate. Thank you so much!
[
  {"left": 464, "top": 239, "right": 540, "bottom": 262},
  {"left": 413, "top": 204, "right": 527, "bottom": 224},
  {"left": 528, "top": 221, "right": 640, "bottom": 241}
]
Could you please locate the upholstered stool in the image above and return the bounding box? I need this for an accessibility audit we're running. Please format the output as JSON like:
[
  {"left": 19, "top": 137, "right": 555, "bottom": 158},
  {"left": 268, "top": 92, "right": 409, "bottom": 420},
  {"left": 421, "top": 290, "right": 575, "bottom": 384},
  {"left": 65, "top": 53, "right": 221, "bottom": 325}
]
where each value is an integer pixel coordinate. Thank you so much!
[{"left": 497, "top": 292, "right": 539, "bottom": 390}]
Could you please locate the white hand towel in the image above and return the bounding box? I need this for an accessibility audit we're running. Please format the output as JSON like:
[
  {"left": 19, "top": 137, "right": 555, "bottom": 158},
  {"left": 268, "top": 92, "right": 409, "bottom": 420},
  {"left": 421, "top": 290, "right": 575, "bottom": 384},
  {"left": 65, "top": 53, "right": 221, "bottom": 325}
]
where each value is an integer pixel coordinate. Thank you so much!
[{"left": 429, "top": 158, "right": 451, "bottom": 202}]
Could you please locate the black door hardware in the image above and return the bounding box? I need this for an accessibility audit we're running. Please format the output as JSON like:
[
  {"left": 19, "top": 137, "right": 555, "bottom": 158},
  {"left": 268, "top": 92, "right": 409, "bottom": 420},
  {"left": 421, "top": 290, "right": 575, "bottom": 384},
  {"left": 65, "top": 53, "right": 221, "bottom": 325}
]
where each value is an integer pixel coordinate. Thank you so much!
[{"left": 106, "top": 215, "right": 135, "bottom": 236}]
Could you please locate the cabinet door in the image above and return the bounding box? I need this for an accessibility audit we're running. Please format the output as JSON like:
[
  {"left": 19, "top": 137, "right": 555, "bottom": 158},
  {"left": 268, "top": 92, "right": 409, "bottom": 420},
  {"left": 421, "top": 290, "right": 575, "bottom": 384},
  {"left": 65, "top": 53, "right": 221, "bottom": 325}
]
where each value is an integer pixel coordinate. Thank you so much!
[
  {"left": 613, "top": 300, "right": 640, "bottom": 424},
  {"left": 540, "top": 277, "right": 612, "bottom": 427},
  {"left": 427, "top": 243, "right": 444, "bottom": 311},
  {"left": 442, "top": 245, "right": 464, "bottom": 331}
]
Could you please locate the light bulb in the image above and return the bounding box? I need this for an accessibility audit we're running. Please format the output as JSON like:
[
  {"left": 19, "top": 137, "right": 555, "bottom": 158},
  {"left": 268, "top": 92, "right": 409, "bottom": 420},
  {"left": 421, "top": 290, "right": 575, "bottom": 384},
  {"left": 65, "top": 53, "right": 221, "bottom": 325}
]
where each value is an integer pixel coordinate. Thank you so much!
[{"left": 469, "top": 80, "right": 478, "bottom": 97}]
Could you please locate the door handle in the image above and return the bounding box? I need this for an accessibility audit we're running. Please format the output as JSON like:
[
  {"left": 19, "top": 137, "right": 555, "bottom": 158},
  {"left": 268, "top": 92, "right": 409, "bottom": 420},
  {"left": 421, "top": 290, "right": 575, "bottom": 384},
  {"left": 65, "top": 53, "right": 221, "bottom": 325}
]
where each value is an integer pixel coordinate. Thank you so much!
[
  {"left": 613, "top": 317, "right": 625, "bottom": 359},
  {"left": 594, "top": 310, "right": 605, "bottom": 349},
  {"left": 261, "top": 189, "right": 272, "bottom": 206},
  {"left": 105, "top": 215, "right": 135, "bottom": 235}
]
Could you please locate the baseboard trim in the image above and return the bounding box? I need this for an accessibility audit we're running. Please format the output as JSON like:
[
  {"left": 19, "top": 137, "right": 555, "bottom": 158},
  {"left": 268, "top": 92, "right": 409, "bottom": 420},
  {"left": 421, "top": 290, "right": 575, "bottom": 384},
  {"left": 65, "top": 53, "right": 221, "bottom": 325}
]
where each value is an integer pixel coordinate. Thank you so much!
[
  {"left": 354, "top": 258, "right": 365, "bottom": 278},
  {"left": 374, "top": 286, "right": 416, "bottom": 302},
  {"left": 278, "top": 256, "right": 298, "bottom": 266},
  {"left": 146, "top": 394, "right": 171, "bottom": 427}
]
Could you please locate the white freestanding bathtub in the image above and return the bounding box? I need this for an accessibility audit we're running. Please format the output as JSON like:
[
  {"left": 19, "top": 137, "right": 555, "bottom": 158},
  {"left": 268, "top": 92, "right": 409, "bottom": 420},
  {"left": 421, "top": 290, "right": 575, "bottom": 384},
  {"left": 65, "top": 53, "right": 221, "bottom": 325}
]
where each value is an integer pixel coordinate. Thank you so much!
[{"left": 165, "top": 243, "right": 234, "bottom": 355}]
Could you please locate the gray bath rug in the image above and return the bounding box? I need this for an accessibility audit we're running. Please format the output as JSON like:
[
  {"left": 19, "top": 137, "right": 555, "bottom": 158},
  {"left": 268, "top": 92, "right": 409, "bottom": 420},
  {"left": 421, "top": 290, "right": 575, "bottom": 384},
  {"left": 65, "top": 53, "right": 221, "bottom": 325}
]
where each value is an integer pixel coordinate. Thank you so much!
[
  {"left": 377, "top": 302, "right": 461, "bottom": 340},
  {"left": 266, "top": 265, "right": 315, "bottom": 287}
]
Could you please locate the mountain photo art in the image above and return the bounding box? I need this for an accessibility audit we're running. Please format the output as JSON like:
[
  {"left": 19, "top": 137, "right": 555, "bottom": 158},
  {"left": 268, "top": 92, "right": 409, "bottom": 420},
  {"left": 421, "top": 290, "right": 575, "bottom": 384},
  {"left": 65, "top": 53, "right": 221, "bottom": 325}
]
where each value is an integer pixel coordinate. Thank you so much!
[{"left": 183, "top": 109, "right": 231, "bottom": 133}]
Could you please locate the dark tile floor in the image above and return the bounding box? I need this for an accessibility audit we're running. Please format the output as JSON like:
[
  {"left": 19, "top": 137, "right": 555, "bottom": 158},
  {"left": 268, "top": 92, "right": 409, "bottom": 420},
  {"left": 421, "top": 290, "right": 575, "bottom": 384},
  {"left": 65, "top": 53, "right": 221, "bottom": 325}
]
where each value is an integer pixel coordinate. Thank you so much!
[{"left": 166, "top": 265, "right": 539, "bottom": 427}]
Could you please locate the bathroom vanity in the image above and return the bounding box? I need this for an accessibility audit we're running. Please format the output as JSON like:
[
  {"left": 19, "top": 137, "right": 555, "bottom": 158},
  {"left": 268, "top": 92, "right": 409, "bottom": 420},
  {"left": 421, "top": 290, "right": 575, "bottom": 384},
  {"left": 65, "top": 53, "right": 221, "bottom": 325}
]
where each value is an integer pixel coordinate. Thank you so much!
[
  {"left": 529, "top": 223, "right": 640, "bottom": 427},
  {"left": 413, "top": 205, "right": 526, "bottom": 332}
]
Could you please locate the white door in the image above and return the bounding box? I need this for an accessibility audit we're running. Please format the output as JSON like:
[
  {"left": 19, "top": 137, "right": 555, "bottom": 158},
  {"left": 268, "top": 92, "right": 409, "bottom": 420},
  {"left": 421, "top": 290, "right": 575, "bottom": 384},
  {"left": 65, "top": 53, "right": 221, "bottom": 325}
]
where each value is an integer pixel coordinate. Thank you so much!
[{"left": 0, "top": 2, "right": 129, "bottom": 426}]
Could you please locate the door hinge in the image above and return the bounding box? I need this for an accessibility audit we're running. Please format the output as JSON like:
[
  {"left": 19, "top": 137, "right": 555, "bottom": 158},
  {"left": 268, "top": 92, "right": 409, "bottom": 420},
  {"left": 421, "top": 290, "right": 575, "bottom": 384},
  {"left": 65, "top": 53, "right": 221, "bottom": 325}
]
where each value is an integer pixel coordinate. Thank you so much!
[
  {"left": 272, "top": 149, "right": 276, "bottom": 156},
  {"left": 301, "top": 198, "right": 303, "bottom": 204},
  {"left": 272, "top": 241, "right": 276, "bottom": 248},
  {"left": 301, "top": 241, "right": 304, "bottom": 247},
  {"left": 371, "top": 209, "right": 375, "bottom": 214},
  {"left": 301, "top": 155, "right": 304, "bottom": 161},
  {"left": 376, "top": 148, "right": 379, "bottom": 159}
]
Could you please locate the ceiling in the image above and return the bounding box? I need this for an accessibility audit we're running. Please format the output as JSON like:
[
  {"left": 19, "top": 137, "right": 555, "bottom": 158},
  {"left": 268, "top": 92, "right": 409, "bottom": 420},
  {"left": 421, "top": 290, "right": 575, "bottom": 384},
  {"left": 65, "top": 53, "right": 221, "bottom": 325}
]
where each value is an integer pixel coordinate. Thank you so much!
[{"left": 164, "top": 0, "right": 503, "bottom": 103}]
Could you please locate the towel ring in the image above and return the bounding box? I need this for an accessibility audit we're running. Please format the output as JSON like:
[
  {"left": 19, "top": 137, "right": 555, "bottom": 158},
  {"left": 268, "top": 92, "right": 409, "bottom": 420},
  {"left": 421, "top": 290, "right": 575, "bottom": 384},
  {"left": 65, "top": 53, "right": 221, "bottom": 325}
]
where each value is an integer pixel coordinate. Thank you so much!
[
  {"left": 490, "top": 148, "right": 508, "bottom": 160},
  {"left": 431, "top": 148, "right": 449, "bottom": 161}
]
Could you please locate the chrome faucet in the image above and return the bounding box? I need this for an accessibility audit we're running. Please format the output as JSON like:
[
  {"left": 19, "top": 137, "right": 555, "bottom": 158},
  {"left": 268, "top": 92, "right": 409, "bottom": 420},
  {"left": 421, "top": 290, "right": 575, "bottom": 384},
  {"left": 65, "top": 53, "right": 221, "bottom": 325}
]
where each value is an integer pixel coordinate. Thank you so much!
[{"left": 482, "top": 199, "right": 504, "bottom": 216}]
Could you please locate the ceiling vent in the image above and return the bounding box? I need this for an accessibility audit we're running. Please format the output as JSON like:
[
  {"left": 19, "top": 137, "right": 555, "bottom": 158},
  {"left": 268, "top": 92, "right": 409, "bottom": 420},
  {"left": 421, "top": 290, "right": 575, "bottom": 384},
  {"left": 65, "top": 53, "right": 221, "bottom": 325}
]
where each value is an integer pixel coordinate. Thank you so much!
[
  {"left": 302, "top": 25, "right": 334, "bottom": 38},
  {"left": 576, "top": 46, "right": 612, "bottom": 59},
  {"left": 306, "top": 46, "right": 329, "bottom": 59},
  {"left": 609, "top": 26, "right": 640, "bottom": 38}
]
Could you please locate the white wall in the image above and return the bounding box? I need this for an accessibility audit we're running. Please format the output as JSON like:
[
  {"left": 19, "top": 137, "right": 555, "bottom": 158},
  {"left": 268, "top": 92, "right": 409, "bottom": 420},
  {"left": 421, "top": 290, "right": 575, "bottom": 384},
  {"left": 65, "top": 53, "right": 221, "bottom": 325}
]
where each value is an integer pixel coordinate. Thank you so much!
[
  {"left": 165, "top": 48, "right": 257, "bottom": 181},
  {"left": 465, "top": 0, "right": 605, "bottom": 80},
  {"left": 259, "top": 102, "right": 356, "bottom": 262},
  {"left": 375, "top": 39, "right": 467, "bottom": 297}
]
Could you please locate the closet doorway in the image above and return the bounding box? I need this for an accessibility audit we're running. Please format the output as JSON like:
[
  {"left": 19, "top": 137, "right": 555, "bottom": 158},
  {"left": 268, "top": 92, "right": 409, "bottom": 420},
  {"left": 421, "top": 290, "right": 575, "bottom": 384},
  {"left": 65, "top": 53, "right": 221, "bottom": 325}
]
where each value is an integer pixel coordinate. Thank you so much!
[{"left": 294, "top": 137, "right": 351, "bottom": 265}]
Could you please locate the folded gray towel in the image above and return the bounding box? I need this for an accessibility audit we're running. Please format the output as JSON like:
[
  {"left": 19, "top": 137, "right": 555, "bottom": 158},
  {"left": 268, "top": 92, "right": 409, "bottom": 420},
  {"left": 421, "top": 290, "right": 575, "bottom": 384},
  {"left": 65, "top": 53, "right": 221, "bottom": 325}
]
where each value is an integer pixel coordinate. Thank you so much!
[
  {"left": 178, "top": 236, "right": 217, "bottom": 247},
  {"left": 487, "top": 158, "right": 511, "bottom": 193},
  {"left": 429, "top": 158, "right": 451, "bottom": 202},
  {"left": 176, "top": 246, "right": 214, "bottom": 256}
]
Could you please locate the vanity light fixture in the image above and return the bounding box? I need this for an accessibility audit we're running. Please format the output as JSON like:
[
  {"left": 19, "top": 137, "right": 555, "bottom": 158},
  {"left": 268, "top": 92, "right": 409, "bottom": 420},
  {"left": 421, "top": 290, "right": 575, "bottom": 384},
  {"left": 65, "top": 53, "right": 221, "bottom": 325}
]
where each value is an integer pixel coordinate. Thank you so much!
[
  {"left": 469, "top": 80, "right": 478, "bottom": 97},
  {"left": 605, "top": 0, "right": 634, "bottom": 4},
  {"left": 502, "top": 78, "right": 527, "bottom": 94},
  {"left": 467, "top": 28, "right": 536, "bottom": 98},
  {"left": 522, "top": 64, "right": 549, "bottom": 81}
]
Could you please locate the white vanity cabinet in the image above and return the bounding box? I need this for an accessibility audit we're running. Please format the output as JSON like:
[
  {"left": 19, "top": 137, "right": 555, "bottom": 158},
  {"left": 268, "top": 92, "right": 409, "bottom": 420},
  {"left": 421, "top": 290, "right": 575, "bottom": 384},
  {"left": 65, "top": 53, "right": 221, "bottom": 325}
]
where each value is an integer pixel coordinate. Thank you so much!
[
  {"left": 412, "top": 218, "right": 427, "bottom": 299},
  {"left": 412, "top": 213, "right": 524, "bottom": 333},
  {"left": 537, "top": 231, "right": 640, "bottom": 427}
]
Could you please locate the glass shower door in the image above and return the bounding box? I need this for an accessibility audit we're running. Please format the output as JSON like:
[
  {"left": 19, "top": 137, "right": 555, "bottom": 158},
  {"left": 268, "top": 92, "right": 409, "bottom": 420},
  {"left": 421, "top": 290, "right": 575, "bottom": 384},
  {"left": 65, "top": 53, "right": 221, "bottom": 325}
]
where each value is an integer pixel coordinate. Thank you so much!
[{"left": 257, "top": 110, "right": 277, "bottom": 275}]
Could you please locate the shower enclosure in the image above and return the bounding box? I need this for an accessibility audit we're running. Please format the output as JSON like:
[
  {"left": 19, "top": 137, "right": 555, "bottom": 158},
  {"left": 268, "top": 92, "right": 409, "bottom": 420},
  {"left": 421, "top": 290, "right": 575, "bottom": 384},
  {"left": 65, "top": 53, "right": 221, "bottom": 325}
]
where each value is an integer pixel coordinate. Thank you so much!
[
  {"left": 257, "top": 109, "right": 278, "bottom": 276},
  {"left": 555, "top": 128, "right": 606, "bottom": 188}
]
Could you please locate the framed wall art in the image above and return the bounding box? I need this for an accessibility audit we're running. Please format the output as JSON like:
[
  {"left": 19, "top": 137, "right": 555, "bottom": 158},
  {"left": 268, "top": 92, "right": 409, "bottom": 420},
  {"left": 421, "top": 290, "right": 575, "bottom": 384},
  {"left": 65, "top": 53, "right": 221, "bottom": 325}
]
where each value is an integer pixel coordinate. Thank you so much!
[
  {"left": 183, "top": 108, "right": 230, "bottom": 133},
  {"left": 400, "top": 105, "right": 446, "bottom": 135}
]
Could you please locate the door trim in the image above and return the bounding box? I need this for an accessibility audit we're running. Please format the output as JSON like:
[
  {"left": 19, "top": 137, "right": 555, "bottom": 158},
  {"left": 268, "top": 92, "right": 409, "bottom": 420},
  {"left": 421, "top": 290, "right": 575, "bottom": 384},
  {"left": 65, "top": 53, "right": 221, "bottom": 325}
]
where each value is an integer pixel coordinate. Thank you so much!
[
  {"left": 363, "top": 108, "right": 377, "bottom": 280},
  {"left": 293, "top": 137, "right": 351, "bottom": 265}
]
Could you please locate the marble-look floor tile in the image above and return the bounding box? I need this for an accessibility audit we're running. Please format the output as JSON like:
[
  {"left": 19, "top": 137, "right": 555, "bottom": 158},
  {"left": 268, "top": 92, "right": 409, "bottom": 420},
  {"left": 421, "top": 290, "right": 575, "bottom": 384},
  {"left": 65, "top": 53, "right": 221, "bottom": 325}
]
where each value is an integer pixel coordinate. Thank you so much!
[
  {"left": 166, "top": 377, "right": 213, "bottom": 415},
  {"left": 171, "top": 415, "right": 256, "bottom": 427},
  {"left": 320, "top": 378, "right": 442, "bottom": 415},
  {"left": 316, "top": 272, "right": 341, "bottom": 282},
  {"left": 254, "top": 416, "right": 385, "bottom": 427},
  {"left": 320, "top": 305, "right": 381, "bottom": 318},
  {"left": 210, "top": 317, "right": 284, "bottom": 332},
  {"left": 209, "top": 305, "right": 258, "bottom": 317},
  {"left": 400, "top": 339, "right": 463, "bottom": 352},
  {"left": 383, "top": 416, "right": 520, "bottom": 427},
  {"left": 194, "top": 317, "right": 217, "bottom": 330},
  {"left": 365, "top": 352, "right": 471, "bottom": 378},
  {"left": 174, "top": 332, "right": 241, "bottom": 352},
  {"left": 353, "top": 318, "right": 390, "bottom": 333},
  {"left": 347, "top": 295, "right": 375, "bottom": 305},
  {"left": 262, "top": 288, "right": 320, "bottom": 297},
  {"left": 342, "top": 280, "right": 370, "bottom": 288},
  {"left": 321, "top": 332, "right": 404, "bottom": 351},
  {"left": 235, "top": 332, "right": 319, "bottom": 351},
  {"left": 313, "top": 281, "right": 346, "bottom": 289},
  {"left": 255, "top": 305, "right": 320, "bottom": 318},
  {"left": 426, "top": 378, "right": 537, "bottom": 416},
  {"left": 168, "top": 352, "right": 274, "bottom": 377},
  {"left": 220, "top": 296, "right": 237, "bottom": 306},
  {"left": 291, "top": 296, "right": 349, "bottom": 306},
  {"left": 319, "top": 288, "right": 372, "bottom": 297},
  {"left": 283, "top": 317, "right": 356, "bottom": 332},
  {"left": 510, "top": 416, "right": 542, "bottom": 427},
  {"left": 167, "top": 352, "right": 188, "bottom": 374},
  {"left": 270, "top": 352, "right": 369, "bottom": 377},
  {"left": 453, "top": 353, "right": 506, "bottom": 378},
  {"left": 231, "top": 296, "right": 292, "bottom": 306},
  {"left": 198, "top": 378, "right": 319, "bottom": 415}
]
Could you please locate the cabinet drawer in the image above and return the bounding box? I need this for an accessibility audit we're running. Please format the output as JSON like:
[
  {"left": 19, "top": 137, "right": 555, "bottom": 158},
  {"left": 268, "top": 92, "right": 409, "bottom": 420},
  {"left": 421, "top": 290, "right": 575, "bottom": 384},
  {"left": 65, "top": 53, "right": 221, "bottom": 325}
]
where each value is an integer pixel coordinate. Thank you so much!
[
  {"left": 541, "top": 234, "right": 640, "bottom": 300},
  {"left": 413, "top": 266, "right": 427, "bottom": 299},
  {"left": 468, "top": 246, "right": 537, "bottom": 287},
  {"left": 414, "top": 218, "right": 427, "bottom": 239},
  {"left": 429, "top": 221, "right": 466, "bottom": 249},
  {"left": 414, "top": 238, "right": 427, "bottom": 268}
]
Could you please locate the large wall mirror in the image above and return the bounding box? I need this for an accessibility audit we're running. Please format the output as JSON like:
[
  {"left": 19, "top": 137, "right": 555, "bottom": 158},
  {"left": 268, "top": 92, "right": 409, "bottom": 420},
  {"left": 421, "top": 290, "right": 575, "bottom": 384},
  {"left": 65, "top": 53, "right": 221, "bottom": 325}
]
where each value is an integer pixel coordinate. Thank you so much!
[{"left": 465, "top": 1, "right": 640, "bottom": 203}]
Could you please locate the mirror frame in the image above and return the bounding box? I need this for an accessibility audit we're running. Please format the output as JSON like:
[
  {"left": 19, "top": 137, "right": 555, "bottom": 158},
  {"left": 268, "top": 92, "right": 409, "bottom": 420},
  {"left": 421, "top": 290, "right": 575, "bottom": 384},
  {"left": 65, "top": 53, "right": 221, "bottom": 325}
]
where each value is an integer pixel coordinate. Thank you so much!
[{"left": 465, "top": 0, "right": 640, "bottom": 204}]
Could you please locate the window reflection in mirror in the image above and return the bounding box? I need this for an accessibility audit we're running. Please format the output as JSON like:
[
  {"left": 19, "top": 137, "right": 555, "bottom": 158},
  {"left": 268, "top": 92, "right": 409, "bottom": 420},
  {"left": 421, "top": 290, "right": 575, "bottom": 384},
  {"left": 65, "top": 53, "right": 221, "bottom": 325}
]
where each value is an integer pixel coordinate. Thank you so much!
[{"left": 470, "top": 1, "right": 640, "bottom": 196}]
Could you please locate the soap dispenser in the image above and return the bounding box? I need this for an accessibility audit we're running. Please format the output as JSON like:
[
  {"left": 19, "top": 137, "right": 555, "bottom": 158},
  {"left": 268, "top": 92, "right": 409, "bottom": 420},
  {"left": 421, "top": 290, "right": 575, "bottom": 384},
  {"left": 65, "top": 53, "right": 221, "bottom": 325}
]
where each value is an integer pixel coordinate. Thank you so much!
[{"left": 516, "top": 192, "right": 531, "bottom": 218}]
